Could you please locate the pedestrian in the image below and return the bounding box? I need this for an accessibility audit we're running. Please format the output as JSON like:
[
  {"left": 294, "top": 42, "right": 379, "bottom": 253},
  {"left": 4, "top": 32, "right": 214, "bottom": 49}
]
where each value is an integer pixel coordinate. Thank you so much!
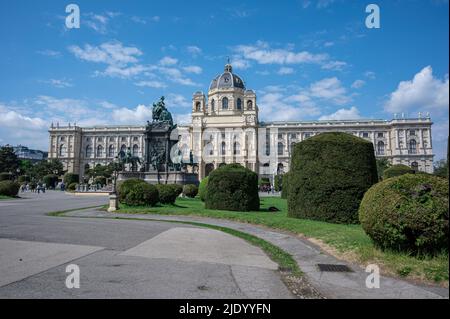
[{"left": 60, "top": 182, "right": 65, "bottom": 192}]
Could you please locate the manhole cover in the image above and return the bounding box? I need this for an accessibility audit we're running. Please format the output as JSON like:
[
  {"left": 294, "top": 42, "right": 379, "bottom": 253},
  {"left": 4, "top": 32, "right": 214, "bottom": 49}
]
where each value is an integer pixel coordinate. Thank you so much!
[{"left": 317, "top": 264, "right": 353, "bottom": 272}]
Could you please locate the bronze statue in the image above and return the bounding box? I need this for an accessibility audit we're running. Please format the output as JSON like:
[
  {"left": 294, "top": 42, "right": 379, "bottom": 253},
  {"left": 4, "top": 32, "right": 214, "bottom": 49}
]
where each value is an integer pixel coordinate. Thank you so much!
[{"left": 152, "top": 96, "right": 174, "bottom": 126}]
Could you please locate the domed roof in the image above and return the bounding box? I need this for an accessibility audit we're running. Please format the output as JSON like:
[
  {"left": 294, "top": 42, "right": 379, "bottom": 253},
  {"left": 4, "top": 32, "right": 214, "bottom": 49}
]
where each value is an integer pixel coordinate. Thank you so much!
[{"left": 209, "top": 64, "right": 245, "bottom": 91}]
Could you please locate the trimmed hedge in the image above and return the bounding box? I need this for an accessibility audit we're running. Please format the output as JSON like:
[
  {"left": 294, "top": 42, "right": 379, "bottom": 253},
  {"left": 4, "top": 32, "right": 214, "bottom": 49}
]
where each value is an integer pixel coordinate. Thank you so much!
[
  {"left": 0, "top": 180, "right": 20, "bottom": 197},
  {"left": 359, "top": 174, "right": 449, "bottom": 255},
  {"left": 383, "top": 164, "right": 415, "bottom": 179},
  {"left": 94, "top": 176, "right": 107, "bottom": 186},
  {"left": 117, "top": 178, "right": 148, "bottom": 202},
  {"left": 199, "top": 176, "right": 209, "bottom": 202},
  {"left": 183, "top": 184, "right": 198, "bottom": 198},
  {"left": 170, "top": 184, "right": 183, "bottom": 197},
  {"left": 43, "top": 174, "right": 58, "bottom": 189},
  {"left": 67, "top": 183, "right": 78, "bottom": 192},
  {"left": 205, "top": 163, "right": 259, "bottom": 211},
  {"left": 287, "top": 132, "right": 378, "bottom": 224},
  {"left": 122, "top": 182, "right": 159, "bottom": 207},
  {"left": 156, "top": 184, "right": 178, "bottom": 204},
  {"left": 64, "top": 173, "right": 79, "bottom": 186},
  {"left": 0, "top": 172, "right": 13, "bottom": 181},
  {"left": 281, "top": 173, "right": 289, "bottom": 199}
]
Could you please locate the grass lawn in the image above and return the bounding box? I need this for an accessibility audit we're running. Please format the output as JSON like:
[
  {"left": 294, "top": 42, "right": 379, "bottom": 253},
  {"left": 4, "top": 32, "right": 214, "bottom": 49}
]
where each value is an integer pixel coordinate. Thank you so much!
[
  {"left": 0, "top": 195, "right": 15, "bottom": 200},
  {"left": 116, "top": 196, "right": 449, "bottom": 286}
]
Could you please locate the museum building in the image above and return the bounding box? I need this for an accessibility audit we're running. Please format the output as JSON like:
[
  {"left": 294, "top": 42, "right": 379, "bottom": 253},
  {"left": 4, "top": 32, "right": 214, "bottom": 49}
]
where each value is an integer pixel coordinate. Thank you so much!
[{"left": 48, "top": 63, "right": 435, "bottom": 181}]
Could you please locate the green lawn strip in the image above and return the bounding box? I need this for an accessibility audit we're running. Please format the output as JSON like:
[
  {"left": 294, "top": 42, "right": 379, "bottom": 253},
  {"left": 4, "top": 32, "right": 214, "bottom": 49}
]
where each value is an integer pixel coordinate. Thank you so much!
[
  {"left": 0, "top": 195, "right": 16, "bottom": 200},
  {"left": 115, "top": 196, "right": 449, "bottom": 285},
  {"left": 46, "top": 205, "right": 104, "bottom": 217}
]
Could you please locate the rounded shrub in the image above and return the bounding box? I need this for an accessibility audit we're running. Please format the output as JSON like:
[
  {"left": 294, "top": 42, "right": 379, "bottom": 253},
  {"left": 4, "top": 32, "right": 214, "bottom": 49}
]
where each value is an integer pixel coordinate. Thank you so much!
[
  {"left": 170, "top": 184, "right": 183, "bottom": 197},
  {"left": 117, "top": 178, "right": 147, "bottom": 202},
  {"left": 198, "top": 176, "right": 209, "bottom": 202},
  {"left": 18, "top": 175, "right": 30, "bottom": 183},
  {"left": 64, "top": 173, "right": 79, "bottom": 186},
  {"left": 205, "top": 163, "right": 259, "bottom": 211},
  {"left": 0, "top": 172, "right": 13, "bottom": 181},
  {"left": 359, "top": 174, "right": 448, "bottom": 255},
  {"left": 156, "top": 184, "right": 178, "bottom": 204},
  {"left": 287, "top": 132, "right": 378, "bottom": 224},
  {"left": 122, "top": 182, "right": 159, "bottom": 207},
  {"left": 67, "top": 183, "right": 78, "bottom": 192},
  {"left": 94, "top": 176, "right": 107, "bottom": 186},
  {"left": 43, "top": 174, "right": 58, "bottom": 189},
  {"left": 183, "top": 184, "right": 198, "bottom": 198},
  {"left": 383, "top": 164, "right": 415, "bottom": 179},
  {"left": 0, "top": 180, "right": 20, "bottom": 197}
]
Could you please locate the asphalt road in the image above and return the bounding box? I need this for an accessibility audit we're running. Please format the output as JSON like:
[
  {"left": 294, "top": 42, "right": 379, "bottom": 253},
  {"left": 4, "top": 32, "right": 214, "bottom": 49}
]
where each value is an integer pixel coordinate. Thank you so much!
[{"left": 0, "top": 191, "right": 293, "bottom": 298}]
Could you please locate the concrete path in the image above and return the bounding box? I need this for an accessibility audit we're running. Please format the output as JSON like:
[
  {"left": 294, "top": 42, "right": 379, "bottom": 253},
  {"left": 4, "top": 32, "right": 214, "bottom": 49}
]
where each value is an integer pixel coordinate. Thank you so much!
[
  {"left": 67, "top": 208, "right": 449, "bottom": 299},
  {"left": 0, "top": 192, "right": 292, "bottom": 298}
]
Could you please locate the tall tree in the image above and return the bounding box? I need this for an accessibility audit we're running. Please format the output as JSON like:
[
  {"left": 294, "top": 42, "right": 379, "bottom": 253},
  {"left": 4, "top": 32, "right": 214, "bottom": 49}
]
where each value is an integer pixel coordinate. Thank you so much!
[{"left": 0, "top": 145, "right": 19, "bottom": 173}]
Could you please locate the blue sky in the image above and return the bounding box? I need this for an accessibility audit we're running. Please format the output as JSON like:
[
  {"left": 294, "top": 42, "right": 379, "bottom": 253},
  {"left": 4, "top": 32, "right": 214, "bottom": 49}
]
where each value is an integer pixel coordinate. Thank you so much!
[{"left": 0, "top": 0, "right": 448, "bottom": 160}]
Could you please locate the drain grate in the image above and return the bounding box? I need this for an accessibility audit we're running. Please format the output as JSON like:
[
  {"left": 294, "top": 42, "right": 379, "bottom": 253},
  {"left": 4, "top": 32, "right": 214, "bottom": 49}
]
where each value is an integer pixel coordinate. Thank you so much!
[{"left": 317, "top": 264, "right": 353, "bottom": 272}]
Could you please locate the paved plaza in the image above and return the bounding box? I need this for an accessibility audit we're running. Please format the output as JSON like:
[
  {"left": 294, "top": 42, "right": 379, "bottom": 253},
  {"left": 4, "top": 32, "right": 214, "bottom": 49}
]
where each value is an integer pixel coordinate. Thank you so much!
[{"left": 0, "top": 191, "right": 292, "bottom": 298}]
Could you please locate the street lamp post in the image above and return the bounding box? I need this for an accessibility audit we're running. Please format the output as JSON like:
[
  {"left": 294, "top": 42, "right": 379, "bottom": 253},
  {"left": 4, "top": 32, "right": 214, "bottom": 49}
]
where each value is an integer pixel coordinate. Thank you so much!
[{"left": 107, "top": 156, "right": 120, "bottom": 212}]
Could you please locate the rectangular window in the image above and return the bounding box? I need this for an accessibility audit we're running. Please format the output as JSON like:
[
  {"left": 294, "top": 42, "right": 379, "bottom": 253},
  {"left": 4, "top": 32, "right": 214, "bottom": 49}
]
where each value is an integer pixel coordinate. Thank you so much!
[
  {"left": 410, "top": 130, "right": 416, "bottom": 136},
  {"left": 278, "top": 133, "right": 283, "bottom": 139},
  {"left": 362, "top": 132, "right": 369, "bottom": 138},
  {"left": 377, "top": 132, "right": 384, "bottom": 138}
]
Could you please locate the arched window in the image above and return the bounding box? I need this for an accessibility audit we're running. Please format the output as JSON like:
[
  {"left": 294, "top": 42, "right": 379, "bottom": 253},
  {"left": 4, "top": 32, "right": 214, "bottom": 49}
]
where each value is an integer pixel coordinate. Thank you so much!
[
  {"left": 236, "top": 98, "right": 242, "bottom": 110},
  {"left": 222, "top": 97, "right": 228, "bottom": 110},
  {"left": 278, "top": 142, "right": 284, "bottom": 156},
  {"left": 108, "top": 145, "right": 115, "bottom": 158},
  {"left": 205, "top": 163, "right": 214, "bottom": 177},
  {"left": 247, "top": 100, "right": 253, "bottom": 110},
  {"left": 120, "top": 144, "right": 127, "bottom": 153},
  {"left": 195, "top": 102, "right": 201, "bottom": 112},
  {"left": 132, "top": 144, "right": 139, "bottom": 156},
  {"left": 277, "top": 163, "right": 284, "bottom": 174},
  {"left": 221, "top": 141, "right": 226, "bottom": 155},
  {"left": 211, "top": 99, "right": 215, "bottom": 112},
  {"left": 233, "top": 142, "right": 240, "bottom": 155},
  {"left": 409, "top": 139, "right": 417, "bottom": 154},
  {"left": 377, "top": 141, "right": 385, "bottom": 155},
  {"left": 96, "top": 145, "right": 104, "bottom": 157},
  {"left": 411, "top": 161, "right": 419, "bottom": 171},
  {"left": 85, "top": 145, "right": 93, "bottom": 158},
  {"left": 59, "top": 144, "right": 67, "bottom": 157}
]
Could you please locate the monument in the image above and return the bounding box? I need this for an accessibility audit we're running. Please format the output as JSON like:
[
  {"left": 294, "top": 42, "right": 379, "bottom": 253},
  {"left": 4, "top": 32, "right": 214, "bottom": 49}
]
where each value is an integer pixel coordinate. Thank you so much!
[{"left": 118, "top": 97, "right": 198, "bottom": 185}]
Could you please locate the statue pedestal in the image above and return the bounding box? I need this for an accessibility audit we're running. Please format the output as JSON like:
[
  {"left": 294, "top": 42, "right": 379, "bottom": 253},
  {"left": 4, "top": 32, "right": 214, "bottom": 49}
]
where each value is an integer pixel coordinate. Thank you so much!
[{"left": 107, "top": 193, "right": 119, "bottom": 212}]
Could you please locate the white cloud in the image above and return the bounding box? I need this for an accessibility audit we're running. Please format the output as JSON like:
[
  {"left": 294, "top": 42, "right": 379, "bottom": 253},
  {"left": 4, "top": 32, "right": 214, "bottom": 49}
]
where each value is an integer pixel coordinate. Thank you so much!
[
  {"left": 84, "top": 12, "right": 121, "bottom": 34},
  {"left": 37, "top": 49, "right": 61, "bottom": 57},
  {"left": 43, "top": 78, "right": 73, "bottom": 88},
  {"left": 319, "top": 106, "right": 361, "bottom": 120},
  {"left": 351, "top": 79, "right": 366, "bottom": 89},
  {"left": 321, "top": 60, "right": 347, "bottom": 71},
  {"left": 186, "top": 46, "right": 202, "bottom": 56},
  {"left": 309, "top": 77, "right": 351, "bottom": 105},
  {"left": 277, "top": 67, "right": 295, "bottom": 75},
  {"left": 135, "top": 80, "right": 167, "bottom": 89},
  {"left": 384, "top": 66, "right": 449, "bottom": 113},
  {"left": 112, "top": 104, "right": 152, "bottom": 124},
  {"left": 69, "top": 42, "right": 142, "bottom": 67},
  {"left": 69, "top": 42, "right": 147, "bottom": 79},
  {"left": 234, "top": 41, "right": 328, "bottom": 65},
  {"left": 0, "top": 104, "right": 47, "bottom": 129},
  {"left": 159, "top": 56, "right": 178, "bottom": 66},
  {"left": 364, "top": 71, "right": 376, "bottom": 79},
  {"left": 165, "top": 94, "right": 191, "bottom": 108},
  {"left": 182, "top": 65, "right": 202, "bottom": 74}
]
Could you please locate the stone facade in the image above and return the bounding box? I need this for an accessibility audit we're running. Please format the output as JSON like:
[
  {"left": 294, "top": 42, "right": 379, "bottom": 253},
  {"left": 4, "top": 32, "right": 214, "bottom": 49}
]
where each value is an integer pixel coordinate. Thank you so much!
[{"left": 48, "top": 63, "right": 434, "bottom": 180}]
